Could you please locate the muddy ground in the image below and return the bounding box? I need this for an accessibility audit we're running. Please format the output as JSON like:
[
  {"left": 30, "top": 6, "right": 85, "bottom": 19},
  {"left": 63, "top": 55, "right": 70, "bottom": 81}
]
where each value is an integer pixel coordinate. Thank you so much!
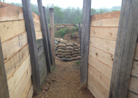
[{"left": 33, "top": 59, "right": 94, "bottom": 98}]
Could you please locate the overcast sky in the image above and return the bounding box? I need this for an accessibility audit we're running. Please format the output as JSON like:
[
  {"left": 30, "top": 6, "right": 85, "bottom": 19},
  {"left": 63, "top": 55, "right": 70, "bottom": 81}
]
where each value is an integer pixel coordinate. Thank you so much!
[{"left": 5, "top": 0, "right": 122, "bottom": 9}]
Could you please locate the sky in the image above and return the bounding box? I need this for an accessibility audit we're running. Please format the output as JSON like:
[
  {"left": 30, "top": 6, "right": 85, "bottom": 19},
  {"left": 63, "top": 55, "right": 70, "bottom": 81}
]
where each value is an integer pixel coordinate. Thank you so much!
[{"left": 5, "top": 0, "right": 122, "bottom": 9}]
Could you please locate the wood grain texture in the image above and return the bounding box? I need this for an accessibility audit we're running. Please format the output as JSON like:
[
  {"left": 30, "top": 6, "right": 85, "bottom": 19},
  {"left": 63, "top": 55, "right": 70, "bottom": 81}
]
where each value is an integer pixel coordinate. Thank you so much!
[
  {"left": 43, "top": 6, "right": 54, "bottom": 65},
  {"left": 8, "top": 55, "right": 30, "bottom": 95},
  {"left": 90, "top": 37, "right": 116, "bottom": 54},
  {"left": 88, "top": 64, "right": 110, "bottom": 91},
  {"left": 20, "top": 78, "right": 32, "bottom": 98},
  {"left": 89, "top": 46, "right": 114, "bottom": 67},
  {"left": 35, "top": 31, "right": 42, "bottom": 39},
  {"left": 0, "top": 2, "right": 40, "bottom": 23},
  {"left": 0, "top": 39, "right": 9, "bottom": 98},
  {"left": 88, "top": 56, "right": 112, "bottom": 80},
  {"left": 10, "top": 65, "right": 32, "bottom": 98},
  {"left": 80, "top": 0, "right": 91, "bottom": 88},
  {"left": 0, "top": 20, "right": 26, "bottom": 43},
  {"left": 90, "top": 27, "right": 118, "bottom": 40},
  {"left": 2, "top": 32, "right": 27, "bottom": 61},
  {"left": 37, "top": 0, "right": 51, "bottom": 73},
  {"left": 88, "top": 73, "right": 109, "bottom": 98},
  {"left": 22, "top": 0, "right": 41, "bottom": 94},
  {"left": 5, "top": 44, "right": 29, "bottom": 79},
  {"left": 109, "top": 0, "right": 138, "bottom": 98},
  {"left": 49, "top": 8, "right": 55, "bottom": 64},
  {"left": 27, "top": 86, "right": 33, "bottom": 98},
  {"left": 134, "top": 43, "right": 138, "bottom": 60}
]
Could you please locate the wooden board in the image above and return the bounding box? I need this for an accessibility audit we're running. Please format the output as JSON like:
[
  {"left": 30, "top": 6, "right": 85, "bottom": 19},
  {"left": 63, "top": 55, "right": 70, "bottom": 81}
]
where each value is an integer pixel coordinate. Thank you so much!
[
  {"left": 88, "top": 73, "right": 109, "bottom": 98},
  {"left": 91, "top": 11, "right": 120, "bottom": 21},
  {"left": 10, "top": 65, "right": 32, "bottom": 98},
  {"left": 90, "top": 27, "right": 118, "bottom": 40},
  {"left": 127, "top": 92, "right": 138, "bottom": 98},
  {"left": 90, "top": 37, "right": 116, "bottom": 54},
  {"left": 34, "top": 22, "right": 41, "bottom": 31},
  {"left": 5, "top": 44, "right": 29, "bottom": 79},
  {"left": 8, "top": 55, "right": 31, "bottom": 95},
  {"left": 37, "top": 46, "right": 44, "bottom": 57},
  {"left": 131, "top": 60, "right": 138, "bottom": 77},
  {"left": 89, "top": 46, "right": 114, "bottom": 67},
  {"left": 35, "top": 31, "right": 42, "bottom": 39},
  {"left": 2, "top": 32, "right": 27, "bottom": 61},
  {"left": 27, "top": 86, "right": 33, "bottom": 98},
  {"left": 0, "top": 2, "right": 40, "bottom": 23},
  {"left": 88, "top": 64, "right": 110, "bottom": 91},
  {"left": 134, "top": 43, "right": 138, "bottom": 60},
  {"left": 128, "top": 76, "right": 138, "bottom": 94},
  {"left": 88, "top": 56, "right": 112, "bottom": 80},
  {"left": 91, "top": 18, "right": 119, "bottom": 27},
  {"left": 0, "top": 20, "right": 26, "bottom": 43},
  {"left": 20, "top": 78, "right": 32, "bottom": 98}
]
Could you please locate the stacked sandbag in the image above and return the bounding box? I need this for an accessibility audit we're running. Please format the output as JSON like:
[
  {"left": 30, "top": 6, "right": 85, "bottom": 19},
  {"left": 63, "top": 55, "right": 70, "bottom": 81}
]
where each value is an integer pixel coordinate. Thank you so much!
[{"left": 55, "top": 38, "right": 81, "bottom": 61}]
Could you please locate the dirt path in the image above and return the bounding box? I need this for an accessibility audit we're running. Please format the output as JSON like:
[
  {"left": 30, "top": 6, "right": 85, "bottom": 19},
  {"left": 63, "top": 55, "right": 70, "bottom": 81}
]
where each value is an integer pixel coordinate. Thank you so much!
[{"left": 33, "top": 59, "right": 94, "bottom": 98}]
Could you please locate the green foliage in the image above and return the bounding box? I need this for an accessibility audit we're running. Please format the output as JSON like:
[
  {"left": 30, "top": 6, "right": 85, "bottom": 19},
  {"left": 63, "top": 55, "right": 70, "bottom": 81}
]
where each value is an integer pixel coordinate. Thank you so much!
[
  {"left": 72, "top": 27, "right": 79, "bottom": 32},
  {"left": 55, "top": 28, "right": 71, "bottom": 38},
  {"left": 75, "top": 60, "right": 81, "bottom": 65}
]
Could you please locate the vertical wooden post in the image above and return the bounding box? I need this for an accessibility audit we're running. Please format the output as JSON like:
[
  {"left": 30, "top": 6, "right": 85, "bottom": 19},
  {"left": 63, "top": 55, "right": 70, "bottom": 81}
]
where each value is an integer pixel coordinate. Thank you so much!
[
  {"left": 80, "top": 0, "right": 91, "bottom": 88},
  {"left": 78, "top": 23, "right": 81, "bottom": 49},
  {"left": 0, "top": 38, "right": 9, "bottom": 98},
  {"left": 37, "top": 0, "right": 51, "bottom": 72},
  {"left": 49, "top": 8, "right": 55, "bottom": 64},
  {"left": 22, "top": 0, "right": 41, "bottom": 94},
  {"left": 43, "top": 6, "right": 54, "bottom": 65},
  {"left": 109, "top": 0, "right": 138, "bottom": 98}
]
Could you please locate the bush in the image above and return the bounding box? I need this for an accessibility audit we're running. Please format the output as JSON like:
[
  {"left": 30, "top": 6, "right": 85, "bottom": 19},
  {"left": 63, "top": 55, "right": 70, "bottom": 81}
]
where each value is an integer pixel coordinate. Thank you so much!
[{"left": 55, "top": 28, "right": 71, "bottom": 38}]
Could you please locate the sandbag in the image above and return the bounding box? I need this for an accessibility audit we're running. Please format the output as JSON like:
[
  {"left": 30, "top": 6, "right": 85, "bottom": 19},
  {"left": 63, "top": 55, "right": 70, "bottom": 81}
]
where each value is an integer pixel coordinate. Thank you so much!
[
  {"left": 65, "top": 55, "right": 72, "bottom": 58},
  {"left": 66, "top": 46, "right": 73, "bottom": 50},
  {"left": 74, "top": 49, "right": 80, "bottom": 51},
  {"left": 66, "top": 43, "right": 73, "bottom": 46},
  {"left": 73, "top": 43, "right": 78, "bottom": 46},
  {"left": 58, "top": 43, "right": 66, "bottom": 47},
  {"left": 76, "top": 56, "right": 81, "bottom": 60},
  {"left": 57, "top": 49, "right": 64, "bottom": 52},
  {"left": 62, "top": 58, "right": 70, "bottom": 61},
  {"left": 60, "top": 40, "right": 68, "bottom": 44},
  {"left": 64, "top": 50, "right": 73, "bottom": 52},
  {"left": 55, "top": 38, "right": 61, "bottom": 42},
  {"left": 63, "top": 53, "right": 71, "bottom": 55},
  {"left": 57, "top": 55, "right": 64, "bottom": 58},
  {"left": 72, "top": 51, "right": 78, "bottom": 54},
  {"left": 58, "top": 46, "right": 66, "bottom": 50},
  {"left": 74, "top": 46, "right": 79, "bottom": 49},
  {"left": 56, "top": 52, "right": 62, "bottom": 55},
  {"left": 72, "top": 54, "right": 79, "bottom": 57},
  {"left": 71, "top": 57, "right": 76, "bottom": 60}
]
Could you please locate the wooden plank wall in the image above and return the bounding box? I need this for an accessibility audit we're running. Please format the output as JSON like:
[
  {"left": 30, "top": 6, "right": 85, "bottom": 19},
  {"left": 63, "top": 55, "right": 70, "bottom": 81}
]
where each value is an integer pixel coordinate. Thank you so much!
[
  {"left": 127, "top": 44, "right": 138, "bottom": 98},
  {"left": 36, "top": 39, "right": 47, "bottom": 86},
  {"left": 0, "top": 2, "right": 42, "bottom": 98},
  {"left": 88, "top": 11, "right": 120, "bottom": 98}
]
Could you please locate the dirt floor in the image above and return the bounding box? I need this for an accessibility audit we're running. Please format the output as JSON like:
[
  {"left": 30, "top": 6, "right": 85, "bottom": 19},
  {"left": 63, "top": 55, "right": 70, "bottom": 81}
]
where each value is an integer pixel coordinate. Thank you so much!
[{"left": 33, "top": 59, "right": 94, "bottom": 98}]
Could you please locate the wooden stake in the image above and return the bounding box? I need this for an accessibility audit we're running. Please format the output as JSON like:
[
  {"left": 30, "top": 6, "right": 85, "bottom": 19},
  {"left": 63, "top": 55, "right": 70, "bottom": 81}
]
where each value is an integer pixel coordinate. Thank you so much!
[
  {"left": 37, "top": 0, "right": 51, "bottom": 72},
  {"left": 43, "top": 6, "right": 54, "bottom": 65},
  {"left": 109, "top": 0, "right": 138, "bottom": 98},
  {"left": 80, "top": 0, "right": 91, "bottom": 88},
  {"left": 22, "top": 0, "right": 41, "bottom": 94},
  {"left": 49, "top": 8, "right": 55, "bottom": 64}
]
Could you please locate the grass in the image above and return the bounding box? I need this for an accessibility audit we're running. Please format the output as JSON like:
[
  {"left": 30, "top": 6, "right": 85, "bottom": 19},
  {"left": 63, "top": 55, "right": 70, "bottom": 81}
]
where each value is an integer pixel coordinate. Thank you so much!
[
  {"left": 55, "top": 28, "right": 71, "bottom": 38},
  {"left": 75, "top": 60, "right": 81, "bottom": 65}
]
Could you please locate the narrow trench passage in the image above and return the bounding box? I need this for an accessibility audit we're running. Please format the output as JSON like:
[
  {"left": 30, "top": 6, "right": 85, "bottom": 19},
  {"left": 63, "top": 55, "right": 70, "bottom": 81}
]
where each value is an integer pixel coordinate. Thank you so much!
[{"left": 33, "top": 59, "right": 94, "bottom": 98}]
